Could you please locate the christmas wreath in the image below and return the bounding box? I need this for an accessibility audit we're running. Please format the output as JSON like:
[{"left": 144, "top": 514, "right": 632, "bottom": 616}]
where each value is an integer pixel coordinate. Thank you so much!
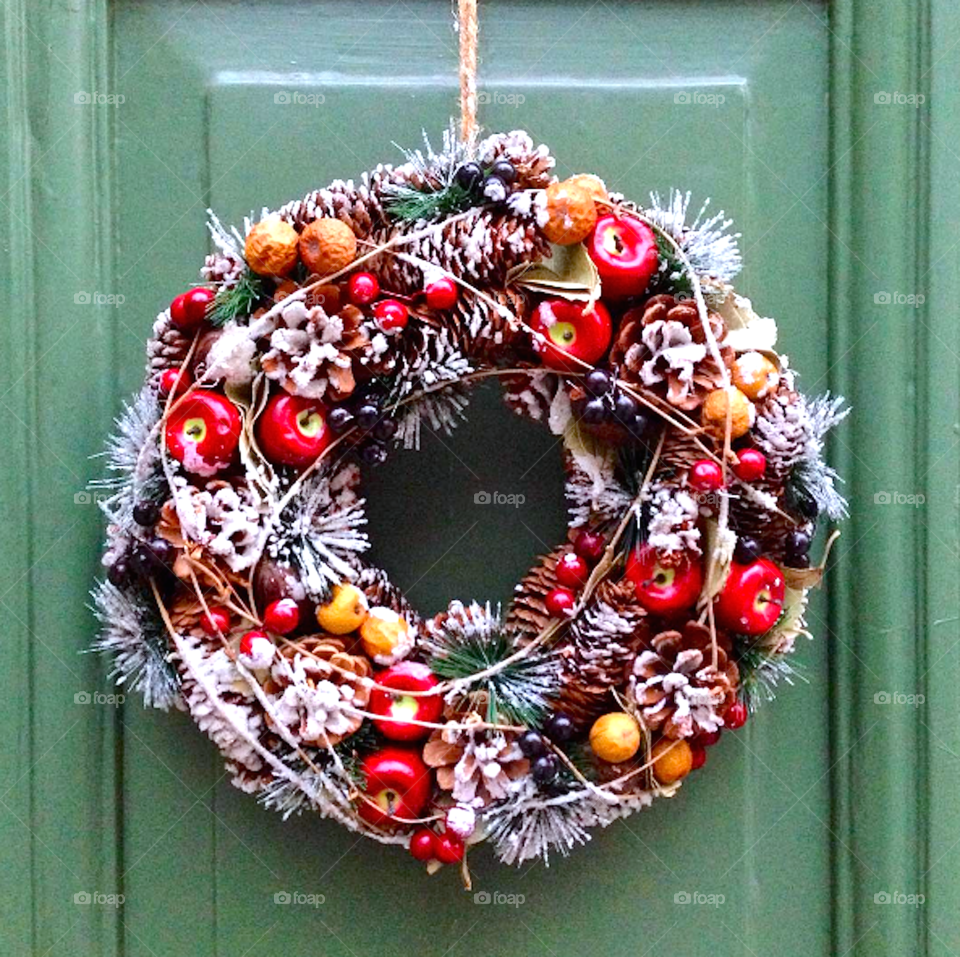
[{"left": 92, "top": 128, "right": 848, "bottom": 879}]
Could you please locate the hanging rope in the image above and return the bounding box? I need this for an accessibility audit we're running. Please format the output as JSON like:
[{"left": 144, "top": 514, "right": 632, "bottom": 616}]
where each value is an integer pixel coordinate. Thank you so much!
[{"left": 457, "top": 0, "right": 479, "bottom": 143}]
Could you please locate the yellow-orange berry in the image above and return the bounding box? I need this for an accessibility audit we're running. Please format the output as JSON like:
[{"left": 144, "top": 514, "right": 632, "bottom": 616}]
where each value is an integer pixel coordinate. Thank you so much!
[
  {"left": 245, "top": 217, "right": 299, "bottom": 276},
  {"left": 701, "top": 386, "right": 754, "bottom": 441},
  {"left": 542, "top": 180, "right": 598, "bottom": 245},
  {"left": 731, "top": 351, "right": 780, "bottom": 401},
  {"left": 651, "top": 738, "right": 693, "bottom": 784},
  {"left": 589, "top": 712, "right": 642, "bottom": 763},
  {"left": 565, "top": 173, "right": 608, "bottom": 204},
  {"left": 360, "top": 607, "right": 413, "bottom": 661},
  {"left": 298, "top": 218, "right": 357, "bottom": 277},
  {"left": 315, "top": 583, "right": 368, "bottom": 635}
]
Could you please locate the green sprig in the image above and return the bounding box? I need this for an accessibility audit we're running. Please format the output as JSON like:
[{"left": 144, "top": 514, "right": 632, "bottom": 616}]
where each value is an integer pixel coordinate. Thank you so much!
[
  {"left": 207, "top": 271, "right": 265, "bottom": 327},
  {"left": 383, "top": 182, "right": 476, "bottom": 223}
]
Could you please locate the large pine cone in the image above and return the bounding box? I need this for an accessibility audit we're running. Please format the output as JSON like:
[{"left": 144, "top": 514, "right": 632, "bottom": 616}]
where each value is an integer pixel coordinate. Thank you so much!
[
  {"left": 505, "top": 545, "right": 569, "bottom": 637},
  {"left": 146, "top": 311, "right": 191, "bottom": 381},
  {"left": 553, "top": 578, "right": 649, "bottom": 730}
]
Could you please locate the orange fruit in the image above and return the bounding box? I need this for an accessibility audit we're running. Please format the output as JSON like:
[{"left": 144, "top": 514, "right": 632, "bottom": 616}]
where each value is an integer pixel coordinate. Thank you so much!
[
  {"left": 360, "top": 607, "right": 412, "bottom": 660},
  {"left": 315, "top": 583, "right": 368, "bottom": 635},
  {"left": 701, "top": 386, "right": 754, "bottom": 441},
  {"left": 542, "top": 180, "right": 598, "bottom": 245},
  {"left": 589, "top": 712, "right": 641, "bottom": 763},
  {"left": 298, "top": 218, "right": 357, "bottom": 277},
  {"left": 731, "top": 351, "right": 780, "bottom": 401},
  {"left": 651, "top": 738, "right": 693, "bottom": 785},
  {"left": 244, "top": 217, "right": 299, "bottom": 276},
  {"left": 565, "top": 173, "right": 608, "bottom": 204}
]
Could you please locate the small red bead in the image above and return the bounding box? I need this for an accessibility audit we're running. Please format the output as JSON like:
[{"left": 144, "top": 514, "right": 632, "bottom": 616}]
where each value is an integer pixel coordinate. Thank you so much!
[
  {"left": 733, "top": 449, "right": 767, "bottom": 482},
  {"left": 201, "top": 606, "right": 231, "bottom": 637},
  {"left": 239, "top": 630, "right": 269, "bottom": 657},
  {"left": 544, "top": 587, "right": 576, "bottom": 618},
  {"left": 574, "top": 531, "right": 605, "bottom": 564},
  {"left": 689, "top": 459, "right": 724, "bottom": 491},
  {"left": 696, "top": 729, "right": 722, "bottom": 748},
  {"left": 433, "top": 832, "right": 465, "bottom": 864},
  {"left": 424, "top": 276, "right": 458, "bottom": 310},
  {"left": 556, "top": 553, "right": 590, "bottom": 589},
  {"left": 348, "top": 272, "right": 380, "bottom": 305},
  {"left": 159, "top": 367, "right": 192, "bottom": 398},
  {"left": 726, "top": 701, "right": 748, "bottom": 730},
  {"left": 690, "top": 744, "right": 707, "bottom": 770},
  {"left": 374, "top": 299, "right": 409, "bottom": 333},
  {"left": 170, "top": 287, "right": 214, "bottom": 332},
  {"left": 408, "top": 828, "right": 436, "bottom": 862},
  {"left": 263, "top": 598, "right": 300, "bottom": 635}
]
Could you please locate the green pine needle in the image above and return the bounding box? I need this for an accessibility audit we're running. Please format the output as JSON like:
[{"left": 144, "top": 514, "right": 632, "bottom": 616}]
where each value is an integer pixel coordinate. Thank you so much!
[
  {"left": 646, "top": 233, "right": 694, "bottom": 299},
  {"left": 207, "top": 271, "right": 265, "bottom": 327},
  {"left": 383, "top": 182, "right": 475, "bottom": 223},
  {"left": 734, "top": 633, "right": 806, "bottom": 713},
  {"left": 330, "top": 721, "right": 382, "bottom": 787},
  {"left": 430, "top": 630, "right": 560, "bottom": 728}
]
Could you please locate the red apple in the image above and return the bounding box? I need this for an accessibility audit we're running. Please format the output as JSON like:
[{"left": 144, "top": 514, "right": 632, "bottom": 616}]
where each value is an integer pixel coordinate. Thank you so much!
[
  {"left": 369, "top": 662, "right": 443, "bottom": 741},
  {"left": 587, "top": 215, "right": 660, "bottom": 300},
  {"left": 625, "top": 545, "right": 704, "bottom": 617},
  {"left": 529, "top": 299, "right": 612, "bottom": 371},
  {"left": 165, "top": 391, "right": 242, "bottom": 476},
  {"left": 256, "top": 394, "right": 331, "bottom": 469},
  {"left": 358, "top": 747, "right": 432, "bottom": 826},
  {"left": 714, "top": 558, "right": 785, "bottom": 635}
]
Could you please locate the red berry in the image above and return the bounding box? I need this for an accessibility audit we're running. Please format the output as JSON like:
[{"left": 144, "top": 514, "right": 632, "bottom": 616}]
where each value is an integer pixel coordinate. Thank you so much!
[
  {"left": 170, "top": 287, "right": 214, "bottom": 332},
  {"left": 689, "top": 459, "right": 724, "bottom": 491},
  {"left": 239, "top": 630, "right": 269, "bottom": 658},
  {"left": 374, "top": 299, "right": 408, "bottom": 333},
  {"left": 201, "top": 606, "right": 231, "bottom": 637},
  {"left": 726, "top": 701, "right": 748, "bottom": 730},
  {"left": 424, "top": 276, "right": 458, "bottom": 310},
  {"left": 574, "top": 531, "right": 605, "bottom": 564},
  {"left": 433, "top": 832, "right": 465, "bottom": 864},
  {"left": 556, "top": 553, "right": 590, "bottom": 589},
  {"left": 408, "top": 828, "right": 436, "bottom": 862},
  {"left": 544, "top": 587, "right": 576, "bottom": 618},
  {"left": 690, "top": 744, "right": 707, "bottom": 770},
  {"left": 263, "top": 598, "right": 300, "bottom": 635},
  {"left": 733, "top": 449, "right": 767, "bottom": 482},
  {"left": 348, "top": 272, "right": 380, "bottom": 305},
  {"left": 697, "top": 729, "right": 722, "bottom": 747},
  {"left": 159, "top": 367, "right": 192, "bottom": 398}
]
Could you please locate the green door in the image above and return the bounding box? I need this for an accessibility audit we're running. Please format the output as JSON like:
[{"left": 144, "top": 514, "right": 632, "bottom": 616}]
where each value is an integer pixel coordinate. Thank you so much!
[{"left": 2, "top": 1, "right": 954, "bottom": 955}]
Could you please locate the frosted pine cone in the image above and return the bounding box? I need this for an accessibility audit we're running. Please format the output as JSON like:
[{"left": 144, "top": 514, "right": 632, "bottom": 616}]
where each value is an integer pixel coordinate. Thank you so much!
[
  {"left": 506, "top": 546, "right": 569, "bottom": 636},
  {"left": 628, "top": 622, "right": 738, "bottom": 739},
  {"left": 146, "top": 310, "right": 191, "bottom": 379},
  {"left": 502, "top": 369, "right": 559, "bottom": 422}
]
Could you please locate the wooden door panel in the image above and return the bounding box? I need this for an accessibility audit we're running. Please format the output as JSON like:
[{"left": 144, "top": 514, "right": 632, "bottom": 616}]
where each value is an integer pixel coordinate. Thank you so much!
[{"left": 110, "top": 3, "right": 829, "bottom": 956}]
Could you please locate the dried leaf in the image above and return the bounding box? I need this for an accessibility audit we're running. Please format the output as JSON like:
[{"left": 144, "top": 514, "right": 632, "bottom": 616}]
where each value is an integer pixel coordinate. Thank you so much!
[{"left": 508, "top": 242, "right": 600, "bottom": 301}]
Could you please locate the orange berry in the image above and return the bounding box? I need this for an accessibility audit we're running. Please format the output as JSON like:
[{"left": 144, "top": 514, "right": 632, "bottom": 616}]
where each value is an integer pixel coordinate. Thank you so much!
[
  {"left": 565, "top": 173, "right": 608, "bottom": 204},
  {"left": 244, "top": 217, "right": 299, "bottom": 276},
  {"left": 731, "top": 351, "right": 781, "bottom": 401},
  {"left": 360, "top": 607, "right": 412, "bottom": 660},
  {"left": 589, "top": 712, "right": 641, "bottom": 763},
  {"left": 651, "top": 738, "right": 693, "bottom": 785},
  {"left": 701, "top": 386, "right": 754, "bottom": 441},
  {"left": 315, "top": 583, "right": 368, "bottom": 635},
  {"left": 298, "top": 218, "right": 357, "bottom": 277},
  {"left": 542, "top": 180, "right": 598, "bottom": 245}
]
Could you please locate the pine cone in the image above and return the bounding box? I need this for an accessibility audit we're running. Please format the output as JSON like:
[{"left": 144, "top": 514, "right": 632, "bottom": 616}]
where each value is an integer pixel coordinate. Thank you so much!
[
  {"left": 477, "top": 130, "right": 555, "bottom": 189},
  {"left": 610, "top": 294, "right": 733, "bottom": 411},
  {"left": 146, "top": 311, "right": 191, "bottom": 379},
  {"left": 627, "top": 621, "right": 738, "bottom": 739},
  {"left": 502, "top": 368, "right": 559, "bottom": 423},
  {"left": 553, "top": 578, "right": 649, "bottom": 730},
  {"left": 505, "top": 545, "right": 570, "bottom": 636}
]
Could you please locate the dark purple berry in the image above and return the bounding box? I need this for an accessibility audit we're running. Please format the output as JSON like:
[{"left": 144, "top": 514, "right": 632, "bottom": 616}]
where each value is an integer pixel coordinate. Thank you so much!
[
  {"left": 132, "top": 500, "right": 160, "bottom": 527},
  {"left": 328, "top": 407, "right": 354, "bottom": 433},
  {"left": 518, "top": 730, "right": 546, "bottom": 758},
  {"left": 613, "top": 392, "right": 638, "bottom": 423},
  {"left": 581, "top": 398, "right": 608, "bottom": 425},
  {"left": 482, "top": 175, "right": 507, "bottom": 203},
  {"left": 490, "top": 159, "right": 517, "bottom": 184},
  {"left": 355, "top": 403, "right": 381, "bottom": 430},
  {"left": 631, "top": 411, "right": 654, "bottom": 439},
  {"left": 531, "top": 754, "right": 559, "bottom": 784},
  {"left": 786, "top": 530, "right": 812, "bottom": 557},
  {"left": 584, "top": 368, "right": 613, "bottom": 396},
  {"left": 734, "top": 536, "right": 762, "bottom": 564},
  {"left": 787, "top": 552, "right": 811, "bottom": 568},
  {"left": 454, "top": 162, "right": 483, "bottom": 193},
  {"left": 360, "top": 441, "right": 388, "bottom": 466},
  {"left": 373, "top": 417, "right": 397, "bottom": 442},
  {"left": 107, "top": 559, "right": 129, "bottom": 588},
  {"left": 544, "top": 713, "right": 574, "bottom": 743}
]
